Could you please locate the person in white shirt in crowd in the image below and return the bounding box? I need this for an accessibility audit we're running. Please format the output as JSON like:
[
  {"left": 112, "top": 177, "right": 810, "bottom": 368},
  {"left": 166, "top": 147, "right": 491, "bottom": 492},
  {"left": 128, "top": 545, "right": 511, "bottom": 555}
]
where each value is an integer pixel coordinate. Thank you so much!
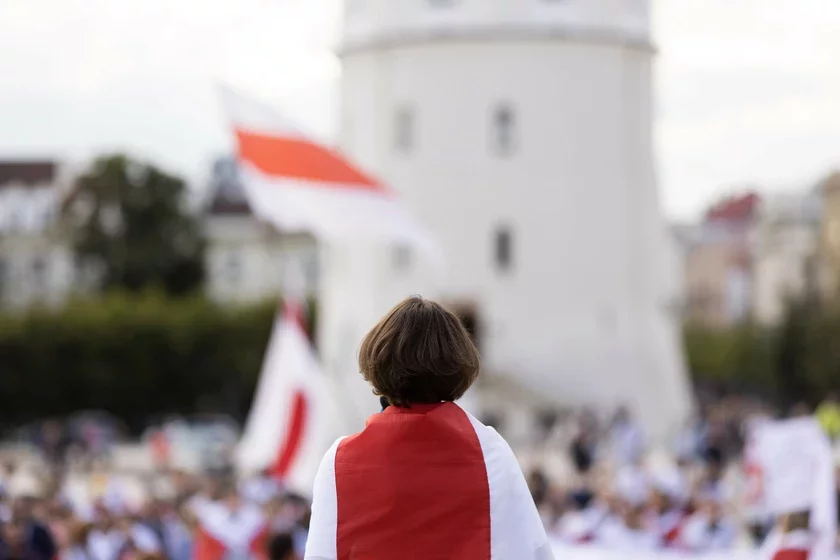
[
  {"left": 0, "top": 463, "right": 16, "bottom": 503},
  {"left": 673, "top": 416, "right": 705, "bottom": 465},
  {"left": 87, "top": 504, "right": 128, "bottom": 560},
  {"left": 646, "top": 468, "right": 691, "bottom": 547},
  {"left": 612, "top": 455, "right": 650, "bottom": 510},
  {"left": 694, "top": 456, "right": 731, "bottom": 507},
  {"left": 609, "top": 407, "right": 645, "bottom": 467},
  {"left": 238, "top": 469, "right": 281, "bottom": 507},
  {"left": 555, "top": 487, "right": 615, "bottom": 545},
  {"left": 596, "top": 500, "right": 659, "bottom": 551},
  {"left": 678, "top": 494, "right": 738, "bottom": 552},
  {"left": 593, "top": 466, "right": 658, "bottom": 551},
  {"left": 117, "top": 513, "right": 162, "bottom": 559},
  {"left": 152, "top": 499, "right": 192, "bottom": 560}
]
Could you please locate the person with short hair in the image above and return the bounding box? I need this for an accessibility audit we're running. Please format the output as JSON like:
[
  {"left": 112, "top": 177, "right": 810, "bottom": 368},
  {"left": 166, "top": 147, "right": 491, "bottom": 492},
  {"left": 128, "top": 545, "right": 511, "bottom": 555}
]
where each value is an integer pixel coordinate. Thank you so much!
[{"left": 305, "top": 296, "right": 553, "bottom": 560}]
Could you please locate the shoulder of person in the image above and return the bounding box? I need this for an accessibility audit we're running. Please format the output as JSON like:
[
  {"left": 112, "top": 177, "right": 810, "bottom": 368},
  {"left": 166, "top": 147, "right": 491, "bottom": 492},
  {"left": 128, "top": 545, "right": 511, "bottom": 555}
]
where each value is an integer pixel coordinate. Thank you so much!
[{"left": 461, "top": 411, "right": 525, "bottom": 475}]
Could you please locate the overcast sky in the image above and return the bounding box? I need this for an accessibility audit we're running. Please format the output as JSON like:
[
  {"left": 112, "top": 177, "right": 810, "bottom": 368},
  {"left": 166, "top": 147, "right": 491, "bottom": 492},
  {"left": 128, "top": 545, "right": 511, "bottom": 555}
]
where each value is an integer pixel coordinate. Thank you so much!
[{"left": 0, "top": 0, "right": 838, "bottom": 220}]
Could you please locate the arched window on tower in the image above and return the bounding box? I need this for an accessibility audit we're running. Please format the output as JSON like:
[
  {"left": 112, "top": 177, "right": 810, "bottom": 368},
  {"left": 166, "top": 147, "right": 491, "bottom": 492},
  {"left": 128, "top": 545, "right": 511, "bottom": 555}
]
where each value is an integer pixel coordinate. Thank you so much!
[
  {"left": 394, "top": 105, "right": 415, "bottom": 153},
  {"left": 492, "top": 103, "right": 516, "bottom": 157}
]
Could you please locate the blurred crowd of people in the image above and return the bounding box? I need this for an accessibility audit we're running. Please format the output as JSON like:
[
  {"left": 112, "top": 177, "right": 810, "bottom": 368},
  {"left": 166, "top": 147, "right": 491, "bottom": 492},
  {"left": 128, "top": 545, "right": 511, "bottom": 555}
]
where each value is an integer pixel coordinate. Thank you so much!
[
  {"left": 0, "top": 458, "right": 308, "bottom": 560},
  {"left": 2, "top": 395, "right": 840, "bottom": 560},
  {"left": 528, "top": 397, "right": 840, "bottom": 553}
]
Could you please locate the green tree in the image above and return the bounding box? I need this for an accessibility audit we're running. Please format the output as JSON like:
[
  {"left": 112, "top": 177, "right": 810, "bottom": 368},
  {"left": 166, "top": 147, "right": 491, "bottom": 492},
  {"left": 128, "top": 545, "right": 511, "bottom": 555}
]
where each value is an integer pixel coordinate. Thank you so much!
[
  {"left": 774, "top": 298, "right": 812, "bottom": 408},
  {"left": 65, "top": 155, "right": 204, "bottom": 296},
  {"left": 683, "top": 322, "right": 775, "bottom": 391}
]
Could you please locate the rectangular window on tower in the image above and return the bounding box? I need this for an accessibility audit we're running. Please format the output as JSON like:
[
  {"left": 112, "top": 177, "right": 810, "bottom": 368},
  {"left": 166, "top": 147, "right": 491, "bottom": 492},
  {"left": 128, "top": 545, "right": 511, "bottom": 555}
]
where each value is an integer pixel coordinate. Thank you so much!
[
  {"left": 392, "top": 244, "right": 413, "bottom": 274},
  {"left": 394, "top": 106, "right": 415, "bottom": 153},
  {"left": 491, "top": 103, "right": 516, "bottom": 157},
  {"left": 494, "top": 226, "right": 513, "bottom": 272}
]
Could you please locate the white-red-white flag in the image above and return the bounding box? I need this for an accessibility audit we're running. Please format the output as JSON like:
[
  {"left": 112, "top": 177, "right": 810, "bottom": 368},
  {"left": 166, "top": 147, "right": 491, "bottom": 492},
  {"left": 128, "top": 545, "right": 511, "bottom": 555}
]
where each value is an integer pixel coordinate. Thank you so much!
[
  {"left": 236, "top": 300, "right": 341, "bottom": 494},
  {"left": 305, "top": 403, "right": 554, "bottom": 560},
  {"left": 191, "top": 499, "right": 269, "bottom": 560},
  {"left": 220, "top": 86, "right": 436, "bottom": 252}
]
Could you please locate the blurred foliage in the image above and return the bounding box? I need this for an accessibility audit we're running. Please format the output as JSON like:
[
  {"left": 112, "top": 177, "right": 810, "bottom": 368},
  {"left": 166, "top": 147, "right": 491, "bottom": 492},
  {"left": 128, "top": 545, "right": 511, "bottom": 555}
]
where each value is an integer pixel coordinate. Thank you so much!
[
  {"left": 64, "top": 154, "right": 205, "bottom": 296},
  {"left": 684, "top": 297, "right": 840, "bottom": 407},
  {"left": 684, "top": 322, "right": 776, "bottom": 391},
  {"left": 0, "top": 293, "right": 321, "bottom": 434}
]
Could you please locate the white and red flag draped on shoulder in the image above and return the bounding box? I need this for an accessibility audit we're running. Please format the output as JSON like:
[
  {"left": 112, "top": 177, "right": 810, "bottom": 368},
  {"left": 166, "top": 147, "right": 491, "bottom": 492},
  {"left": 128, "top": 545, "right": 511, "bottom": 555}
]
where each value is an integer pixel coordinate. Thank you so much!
[
  {"left": 236, "top": 299, "right": 341, "bottom": 494},
  {"left": 220, "top": 86, "right": 436, "bottom": 252},
  {"left": 304, "top": 402, "right": 555, "bottom": 560}
]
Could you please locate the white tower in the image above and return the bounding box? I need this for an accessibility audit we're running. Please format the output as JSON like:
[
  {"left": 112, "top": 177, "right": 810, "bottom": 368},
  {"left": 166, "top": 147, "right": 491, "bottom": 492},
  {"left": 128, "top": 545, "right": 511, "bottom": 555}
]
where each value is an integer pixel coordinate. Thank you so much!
[{"left": 325, "top": 0, "right": 692, "bottom": 439}]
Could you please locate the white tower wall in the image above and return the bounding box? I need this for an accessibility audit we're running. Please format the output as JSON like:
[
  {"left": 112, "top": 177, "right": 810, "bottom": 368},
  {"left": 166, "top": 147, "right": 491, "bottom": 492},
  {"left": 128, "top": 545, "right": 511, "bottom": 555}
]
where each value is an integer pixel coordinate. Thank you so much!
[{"left": 323, "top": 0, "right": 692, "bottom": 439}]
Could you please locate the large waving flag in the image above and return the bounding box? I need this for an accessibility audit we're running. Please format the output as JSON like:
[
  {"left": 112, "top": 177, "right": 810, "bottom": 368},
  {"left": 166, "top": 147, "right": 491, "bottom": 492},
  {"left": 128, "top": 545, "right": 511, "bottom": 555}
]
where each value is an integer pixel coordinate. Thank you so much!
[
  {"left": 236, "top": 300, "right": 341, "bottom": 494},
  {"left": 220, "top": 86, "right": 436, "bottom": 252}
]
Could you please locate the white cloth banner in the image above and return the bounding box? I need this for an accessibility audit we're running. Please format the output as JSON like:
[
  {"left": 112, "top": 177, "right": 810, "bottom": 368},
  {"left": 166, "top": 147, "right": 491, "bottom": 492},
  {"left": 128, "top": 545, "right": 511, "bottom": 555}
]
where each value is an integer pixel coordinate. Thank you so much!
[
  {"left": 750, "top": 416, "right": 837, "bottom": 560},
  {"left": 752, "top": 417, "right": 828, "bottom": 513}
]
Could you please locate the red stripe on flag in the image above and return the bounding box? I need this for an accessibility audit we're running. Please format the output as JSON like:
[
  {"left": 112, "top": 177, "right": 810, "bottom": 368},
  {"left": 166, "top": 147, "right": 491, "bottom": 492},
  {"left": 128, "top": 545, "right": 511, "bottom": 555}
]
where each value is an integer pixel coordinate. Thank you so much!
[
  {"left": 335, "top": 402, "right": 491, "bottom": 559},
  {"left": 235, "top": 129, "right": 385, "bottom": 192},
  {"left": 282, "top": 300, "right": 308, "bottom": 335},
  {"left": 271, "top": 389, "right": 309, "bottom": 478},
  {"left": 193, "top": 528, "right": 226, "bottom": 560},
  {"left": 773, "top": 549, "right": 809, "bottom": 560},
  {"left": 249, "top": 526, "right": 270, "bottom": 560}
]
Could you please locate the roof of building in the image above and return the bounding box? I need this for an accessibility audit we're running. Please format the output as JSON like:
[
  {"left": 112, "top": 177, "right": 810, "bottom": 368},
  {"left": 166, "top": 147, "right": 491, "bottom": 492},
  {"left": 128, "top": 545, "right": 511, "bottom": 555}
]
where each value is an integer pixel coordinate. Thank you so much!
[
  {"left": 704, "top": 191, "right": 760, "bottom": 224},
  {"left": 0, "top": 161, "right": 57, "bottom": 187},
  {"left": 207, "top": 197, "right": 252, "bottom": 215},
  {"left": 205, "top": 156, "right": 252, "bottom": 216}
]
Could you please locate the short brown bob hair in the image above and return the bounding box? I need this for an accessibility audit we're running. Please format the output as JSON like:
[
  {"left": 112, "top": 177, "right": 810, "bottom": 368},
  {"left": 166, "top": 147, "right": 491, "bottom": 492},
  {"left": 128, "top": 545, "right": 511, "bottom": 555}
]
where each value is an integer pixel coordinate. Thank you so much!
[{"left": 358, "top": 296, "right": 480, "bottom": 408}]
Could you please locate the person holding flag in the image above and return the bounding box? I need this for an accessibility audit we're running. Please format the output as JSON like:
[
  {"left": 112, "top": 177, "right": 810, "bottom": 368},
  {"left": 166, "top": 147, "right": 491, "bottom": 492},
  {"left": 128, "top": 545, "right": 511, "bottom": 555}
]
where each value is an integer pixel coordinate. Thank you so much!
[{"left": 305, "top": 296, "right": 553, "bottom": 560}]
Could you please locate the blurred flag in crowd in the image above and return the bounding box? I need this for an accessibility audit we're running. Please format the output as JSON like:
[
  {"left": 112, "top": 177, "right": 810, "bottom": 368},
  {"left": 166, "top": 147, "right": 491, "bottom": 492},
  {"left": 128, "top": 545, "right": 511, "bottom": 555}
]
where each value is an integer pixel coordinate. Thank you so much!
[{"left": 236, "top": 300, "right": 341, "bottom": 494}]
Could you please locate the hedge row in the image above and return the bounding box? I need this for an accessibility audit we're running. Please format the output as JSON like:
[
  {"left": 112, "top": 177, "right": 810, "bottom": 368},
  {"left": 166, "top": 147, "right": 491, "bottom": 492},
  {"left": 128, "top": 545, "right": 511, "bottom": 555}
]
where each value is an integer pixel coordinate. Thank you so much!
[
  {"left": 5, "top": 292, "right": 839, "bottom": 432},
  {"left": 0, "top": 293, "right": 284, "bottom": 434}
]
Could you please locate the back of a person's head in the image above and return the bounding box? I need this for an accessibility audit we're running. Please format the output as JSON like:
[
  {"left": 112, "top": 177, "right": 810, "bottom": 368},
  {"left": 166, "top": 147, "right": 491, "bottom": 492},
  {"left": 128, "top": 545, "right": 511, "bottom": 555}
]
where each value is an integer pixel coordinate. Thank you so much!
[
  {"left": 268, "top": 532, "right": 296, "bottom": 560},
  {"left": 358, "top": 296, "right": 480, "bottom": 408}
]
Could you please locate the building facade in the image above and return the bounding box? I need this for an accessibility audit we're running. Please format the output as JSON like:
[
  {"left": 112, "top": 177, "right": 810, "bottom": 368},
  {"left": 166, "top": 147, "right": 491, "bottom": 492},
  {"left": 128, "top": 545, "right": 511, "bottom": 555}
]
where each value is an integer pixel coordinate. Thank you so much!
[
  {"left": 0, "top": 161, "right": 76, "bottom": 309},
  {"left": 817, "top": 172, "right": 840, "bottom": 300},
  {"left": 681, "top": 193, "right": 759, "bottom": 328},
  {"left": 324, "top": 0, "right": 692, "bottom": 441},
  {"left": 751, "top": 191, "right": 821, "bottom": 325},
  {"left": 0, "top": 157, "right": 319, "bottom": 310},
  {"left": 203, "top": 157, "right": 318, "bottom": 304},
  {"left": 681, "top": 188, "right": 826, "bottom": 328}
]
